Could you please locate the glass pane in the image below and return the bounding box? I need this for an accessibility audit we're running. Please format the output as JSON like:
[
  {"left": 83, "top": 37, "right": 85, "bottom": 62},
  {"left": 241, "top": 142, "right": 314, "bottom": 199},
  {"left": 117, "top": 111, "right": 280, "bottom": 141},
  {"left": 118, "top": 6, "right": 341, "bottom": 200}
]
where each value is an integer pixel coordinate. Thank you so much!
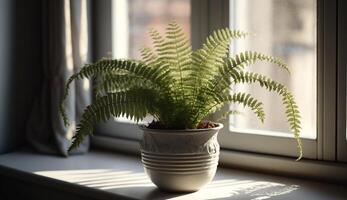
[
  {"left": 111, "top": 0, "right": 191, "bottom": 123},
  {"left": 229, "top": 0, "right": 317, "bottom": 139},
  {"left": 112, "top": 0, "right": 191, "bottom": 59}
]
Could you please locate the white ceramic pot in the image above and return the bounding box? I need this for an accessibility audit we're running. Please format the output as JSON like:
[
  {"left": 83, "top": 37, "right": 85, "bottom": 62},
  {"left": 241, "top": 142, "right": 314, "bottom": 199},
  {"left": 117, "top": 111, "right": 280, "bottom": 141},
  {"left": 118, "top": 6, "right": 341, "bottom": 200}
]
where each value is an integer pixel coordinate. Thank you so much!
[{"left": 139, "top": 123, "right": 223, "bottom": 192}]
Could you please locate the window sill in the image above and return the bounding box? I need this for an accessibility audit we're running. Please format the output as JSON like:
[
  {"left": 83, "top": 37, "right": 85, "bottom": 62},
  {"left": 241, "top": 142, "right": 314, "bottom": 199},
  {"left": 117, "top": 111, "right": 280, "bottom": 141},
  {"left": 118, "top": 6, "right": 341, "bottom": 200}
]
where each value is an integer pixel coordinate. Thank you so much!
[
  {"left": 0, "top": 149, "right": 346, "bottom": 200},
  {"left": 93, "top": 135, "right": 347, "bottom": 184}
]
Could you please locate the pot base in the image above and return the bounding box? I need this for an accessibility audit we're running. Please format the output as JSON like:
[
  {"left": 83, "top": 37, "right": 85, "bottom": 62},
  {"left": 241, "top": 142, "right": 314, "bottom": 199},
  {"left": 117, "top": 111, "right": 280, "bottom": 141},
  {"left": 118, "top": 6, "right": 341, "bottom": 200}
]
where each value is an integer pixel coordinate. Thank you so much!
[{"left": 144, "top": 167, "right": 217, "bottom": 193}]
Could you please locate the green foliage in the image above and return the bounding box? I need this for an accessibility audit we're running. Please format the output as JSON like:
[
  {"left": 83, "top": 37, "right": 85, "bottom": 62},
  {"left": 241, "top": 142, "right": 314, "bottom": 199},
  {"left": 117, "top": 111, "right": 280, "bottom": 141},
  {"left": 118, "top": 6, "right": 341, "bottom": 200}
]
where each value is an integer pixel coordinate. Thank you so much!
[{"left": 60, "top": 22, "right": 303, "bottom": 159}]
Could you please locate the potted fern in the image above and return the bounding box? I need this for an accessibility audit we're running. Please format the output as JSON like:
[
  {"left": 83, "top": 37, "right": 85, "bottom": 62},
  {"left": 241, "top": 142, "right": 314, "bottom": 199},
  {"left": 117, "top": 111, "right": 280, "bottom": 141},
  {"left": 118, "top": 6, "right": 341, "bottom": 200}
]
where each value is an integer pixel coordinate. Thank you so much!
[{"left": 60, "top": 22, "right": 302, "bottom": 192}]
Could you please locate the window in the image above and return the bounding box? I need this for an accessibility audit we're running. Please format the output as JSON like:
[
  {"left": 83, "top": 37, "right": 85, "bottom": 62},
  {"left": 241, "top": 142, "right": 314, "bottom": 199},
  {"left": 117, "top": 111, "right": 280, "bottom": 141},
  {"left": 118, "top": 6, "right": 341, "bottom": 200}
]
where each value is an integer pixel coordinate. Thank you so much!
[
  {"left": 218, "top": 0, "right": 318, "bottom": 159},
  {"left": 93, "top": 0, "right": 347, "bottom": 163},
  {"left": 229, "top": 0, "right": 316, "bottom": 139},
  {"left": 111, "top": 0, "right": 190, "bottom": 124},
  {"left": 112, "top": 0, "right": 191, "bottom": 59},
  {"left": 95, "top": 0, "right": 191, "bottom": 140},
  {"left": 215, "top": 0, "right": 347, "bottom": 162}
]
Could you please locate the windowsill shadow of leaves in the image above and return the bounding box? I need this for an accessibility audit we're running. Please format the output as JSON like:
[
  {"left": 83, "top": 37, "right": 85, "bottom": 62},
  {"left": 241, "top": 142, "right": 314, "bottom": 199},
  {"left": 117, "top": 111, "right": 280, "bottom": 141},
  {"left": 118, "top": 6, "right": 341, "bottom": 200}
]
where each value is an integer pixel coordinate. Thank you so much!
[
  {"left": 35, "top": 169, "right": 299, "bottom": 200},
  {"left": 165, "top": 179, "right": 299, "bottom": 200}
]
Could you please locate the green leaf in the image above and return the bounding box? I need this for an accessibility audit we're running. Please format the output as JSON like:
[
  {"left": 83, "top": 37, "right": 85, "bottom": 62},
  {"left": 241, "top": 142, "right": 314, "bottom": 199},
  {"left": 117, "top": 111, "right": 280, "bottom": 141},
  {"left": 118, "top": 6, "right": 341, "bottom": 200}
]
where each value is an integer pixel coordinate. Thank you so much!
[{"left": 68, "top": 88, "right": 157, "bottom": 152}]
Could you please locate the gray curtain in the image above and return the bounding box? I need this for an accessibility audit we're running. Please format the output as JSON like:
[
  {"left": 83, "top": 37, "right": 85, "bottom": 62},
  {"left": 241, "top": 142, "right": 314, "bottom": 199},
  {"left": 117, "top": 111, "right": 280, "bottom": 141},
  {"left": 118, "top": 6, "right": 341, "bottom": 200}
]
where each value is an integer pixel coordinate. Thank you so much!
[{"left": 26, "top": 0, "right": 91, "bottom": 156}]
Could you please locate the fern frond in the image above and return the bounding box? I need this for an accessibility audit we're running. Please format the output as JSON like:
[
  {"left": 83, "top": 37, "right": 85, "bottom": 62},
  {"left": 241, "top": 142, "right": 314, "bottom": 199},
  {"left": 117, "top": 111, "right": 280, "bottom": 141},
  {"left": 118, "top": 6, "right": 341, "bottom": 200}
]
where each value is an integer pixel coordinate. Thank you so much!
[
  {"left": 149, "top": 28, "right": 165, "bottom": 50},
  {"left": 231, "top": 71, "right": 303, "bottom": 159},
  {"left": 190, "top": 29, "right": 248, "bottom": 78},
  {"left": 149, "top": 22, "right": 192, "bottom": 100},
  {"left": 69, "top": 88, "right": 156, "bottom": 151},
  {"left": 193, "top": 92, "right": 265, "bottom": 127},
  {"left": 188, "top": 29, "right": 248, "bottom": 107},
  {"left": 219, "top": 92, "right": 265, "bottom": 122},
  {"left": 207, "top": 51, "right": 290, "bottom": 95},
  {"left": 165, "top": 22, "right": 192, "bottom": 96},
  {"left": 231, "top": 51, "right": 290, "bottom": 72},
  {"left": 59, "top": 103, "right": 70, "bottom": 127},
  {"left": 139, "top": 47, "right": 163, "bottom": 68},
  {"left": 140, "top": 47, "right": 157, "bottom": 66},
  {"left": 194, "top": 51, "right": 291, "bottom": 118},
  {"left": 93, "top": 73, "right": 154, "bottom": 98},
  {"left": 283, "top": 92, "right": 303, "bottom": 160},
  {"left": 216, "top": 110, "right": 242, "bottom": 122},
  {"left": 60, "top": 59, "right": 172, "bottom": 126},
  {"left": 148, "top": 29, "right": 172, "bottom": 71}
]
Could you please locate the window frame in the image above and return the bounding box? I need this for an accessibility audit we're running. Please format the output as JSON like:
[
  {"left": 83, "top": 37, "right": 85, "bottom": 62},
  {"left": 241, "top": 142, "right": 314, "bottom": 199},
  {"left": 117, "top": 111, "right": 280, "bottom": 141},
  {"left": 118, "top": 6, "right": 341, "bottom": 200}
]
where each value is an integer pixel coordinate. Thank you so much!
[
  {"left": 92, "top": 0, "right": 143, "bottom": 141},
  {"left": 191, "top": 0, "right": 344, "bottom": 161},
  {"left": 91, "top": 0, "right": 347, "bottom": 163}
]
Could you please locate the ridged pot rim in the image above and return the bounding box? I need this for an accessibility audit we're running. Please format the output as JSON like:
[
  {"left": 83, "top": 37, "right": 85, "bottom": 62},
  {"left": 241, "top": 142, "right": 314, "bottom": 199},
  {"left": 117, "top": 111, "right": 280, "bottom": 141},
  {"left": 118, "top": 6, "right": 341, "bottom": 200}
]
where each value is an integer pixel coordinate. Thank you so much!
[
  {"left": 144, "top": 167, "right": 217, "bottom": 174},
  {"left": 141, "top": 159, "right": 218, "bottom": 165},
  {"left": 141, "top": 151, "right": 219, "bottom": 158},
  {"left": 141, "top": 156, "right": 219, "bottom": 162},
  {"left": 143, "top": 164, "right": 218, "bottom": 171},
  {"left": 139, "top": 122, "right": 224, "bottom": 134}
]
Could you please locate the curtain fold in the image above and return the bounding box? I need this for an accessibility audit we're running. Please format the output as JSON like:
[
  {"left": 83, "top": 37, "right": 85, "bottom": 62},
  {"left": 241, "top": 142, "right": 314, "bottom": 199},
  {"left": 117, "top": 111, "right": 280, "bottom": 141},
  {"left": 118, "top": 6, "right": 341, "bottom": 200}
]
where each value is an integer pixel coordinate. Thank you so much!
[{"left": 26, "top": 0, "right": 91, "bottom": 156}]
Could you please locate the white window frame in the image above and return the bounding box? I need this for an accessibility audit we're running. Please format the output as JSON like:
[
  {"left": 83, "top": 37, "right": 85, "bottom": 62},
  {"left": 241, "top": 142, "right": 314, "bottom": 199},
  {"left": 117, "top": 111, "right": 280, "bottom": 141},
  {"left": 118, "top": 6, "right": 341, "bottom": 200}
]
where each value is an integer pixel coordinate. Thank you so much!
[
  {"left": 219, "top": 0, "right": 317, "bottom": 159},
  {"left": 191, "top": 0, "right": 347, "bottom": 162},
  {"left": 91, "top": 0, "right": 347, "bottom": 174},
  {"left": 191, "top": 0, "right": 318, "bottom": 159}
]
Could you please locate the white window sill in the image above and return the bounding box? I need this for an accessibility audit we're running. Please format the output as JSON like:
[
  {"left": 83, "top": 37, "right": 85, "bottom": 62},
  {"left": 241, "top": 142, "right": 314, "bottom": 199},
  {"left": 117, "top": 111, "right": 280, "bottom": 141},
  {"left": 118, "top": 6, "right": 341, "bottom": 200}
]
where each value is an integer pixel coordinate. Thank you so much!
[
  {"left": 0, "top": 149, "right": 346, "bottom": 200},
  {"left": 93, "top": 135, "right": 347, "bottom": 183}
]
